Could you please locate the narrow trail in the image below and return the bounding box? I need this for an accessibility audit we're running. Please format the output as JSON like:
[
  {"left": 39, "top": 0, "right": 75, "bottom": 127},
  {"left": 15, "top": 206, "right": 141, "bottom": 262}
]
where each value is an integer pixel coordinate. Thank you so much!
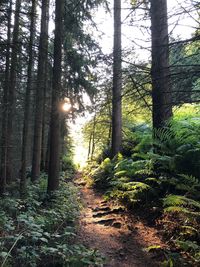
[{"left": 75, "top": 173, "right": 166, "bottom": 267}]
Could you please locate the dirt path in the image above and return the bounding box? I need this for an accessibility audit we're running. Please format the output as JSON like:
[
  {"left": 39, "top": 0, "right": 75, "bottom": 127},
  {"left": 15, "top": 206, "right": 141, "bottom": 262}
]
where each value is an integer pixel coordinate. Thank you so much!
[{"left": 76, "top": 175, "right": 166, "bottom": 267}]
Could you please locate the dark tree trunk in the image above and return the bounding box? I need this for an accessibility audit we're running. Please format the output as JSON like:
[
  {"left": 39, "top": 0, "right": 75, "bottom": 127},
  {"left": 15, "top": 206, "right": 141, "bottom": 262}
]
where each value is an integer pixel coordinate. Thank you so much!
[
  {"left": 0, "top": 0, "right": 12, "bottom": 194},
  {"left": 6, "top": 0, "right": 21, "bottom": 182},
  {"left": 150, "top": 0, "right": 172, "bottom": 131},
  {"left": 40, "top": 111, "right": 46, "bottom": 171},
  {"left": 47, "top": 0, "right": 64, "bottom": 192},
  {"left": 44, "top": 61, "right": 53, "bottom": 173},
  {"left": 111, "top": 0, "right": 122, "bottom": 158},
  {"left": 40, "top": 67, "right": 48, "bottom": 172},
  {"left": 32, "top": 0, "right": 49, "bottom": 181},
  {"left": 20, "top": 0, "right": 37, "bottom": 194},
  {"left": 45, "top": 129, "right": 50, "bottom": 173},
  {"left": 107, "top": 95, "right": 112, "bottom": 147}
]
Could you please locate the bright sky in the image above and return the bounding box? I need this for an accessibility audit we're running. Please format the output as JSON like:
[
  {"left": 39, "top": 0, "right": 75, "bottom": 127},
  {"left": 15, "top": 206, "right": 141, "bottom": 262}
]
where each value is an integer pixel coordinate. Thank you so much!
[
  {"left": 69, "top": 117, "right": 89, "bottom": 169},
  {"left": 93, "top": 0, "right": 198, "bottom": 59},
  {"left": 69, "top": 0, "right": 199, "bottom": 167},
  {"left": 68, "top": 94, "right": 92, "bottom": 168}
]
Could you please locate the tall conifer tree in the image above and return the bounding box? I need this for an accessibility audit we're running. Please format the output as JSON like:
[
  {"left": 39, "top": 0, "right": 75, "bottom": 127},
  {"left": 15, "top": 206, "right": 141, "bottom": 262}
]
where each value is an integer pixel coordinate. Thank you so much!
[
  {"left": 47, "top": 0, "right": 64, "bottom": 192},
  {"left": 111, "top": 0, "right": 122, "bottom": 157},
  {"left": 32, "top": 0, "right": 49, "bottom": 181},
  {"left": 150, "top": 0, "right": 172, "bottom": 131}
]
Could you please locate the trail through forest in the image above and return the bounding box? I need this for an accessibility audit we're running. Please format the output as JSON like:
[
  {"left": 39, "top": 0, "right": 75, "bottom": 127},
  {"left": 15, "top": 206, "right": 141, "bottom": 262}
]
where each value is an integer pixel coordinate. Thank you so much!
[{"left": 75, "top": 173, "right": 166, "bottom": 267}]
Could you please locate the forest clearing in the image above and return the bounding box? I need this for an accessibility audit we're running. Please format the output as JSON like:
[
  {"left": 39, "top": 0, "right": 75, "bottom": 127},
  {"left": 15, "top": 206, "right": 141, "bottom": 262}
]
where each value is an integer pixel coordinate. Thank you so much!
[{"left": 0, "top": 0, "right": 200, "bottom": 266}]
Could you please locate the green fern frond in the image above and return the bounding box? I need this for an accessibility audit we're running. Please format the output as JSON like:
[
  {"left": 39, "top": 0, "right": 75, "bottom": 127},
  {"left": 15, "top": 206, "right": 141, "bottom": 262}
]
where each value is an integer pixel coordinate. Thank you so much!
[
  {"left": 175, "top": 183, "right": 192, "bottom": 192},
  {"left": 109, "top": 176, "right": 130, "bottom": 187},
  {"left": 163, "top": 195, "right": 200, "bottom": 210},
  {"left": 164, "top": 206, "right": 200, "bottom": 217},
  {"left": 117, "top": 181, "right": 150, "bottom": 192},
  {"left": 114, "top": 159, "right": 132, "bottom": 171},
  {"left": 178, "top": 174, "right": 200, "bottom": 188},
  {"left": 153, "top": 126, "right": 173, "bottom": 143},
  {"left": 135, "top": 168, "right": 154, "bottom": 176},
  {"left": 175, "top": 240, "right": 200, "bottom": 253},
  {"left": 114, "top": 170, "right": 127, "bottom": 177}
]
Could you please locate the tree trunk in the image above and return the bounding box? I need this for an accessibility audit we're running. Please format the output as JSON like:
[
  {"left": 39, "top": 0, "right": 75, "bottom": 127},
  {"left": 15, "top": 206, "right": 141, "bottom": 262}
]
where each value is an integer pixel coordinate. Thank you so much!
[
  {"left": 107, "top": 95, "right": 112, "bottom": 147},
  {"left": 32, "top": 0, "right": 49, "bottom": 181},
  {"left": 45, "top": 129, "right": 50, "bottom": 172},
  {"left": 150, "top": 0, "right": 172, "bottom": 131},
  {"left": 0, "top": 0, "right": 12, "bottom": 194},
  {"left": 60, "top": 115, "right": 67, "bottom": 159},
  {"left": 6, "top": 0, "right": 21, "bottom": 183},
  {"left": 40, "top": 65, "right": 48, "bottom": 172},
  {"left": 47, "top": 0, "right": 64, "bottom": 192},
  {"left": 20, "top": 0, "right": 37, "bottom": 194},
  {"left": 87, "top": 132, "right": 92, "bottom": 160},
  {"left": 91, "top": 113, "right": 96, "bottom": 160},
  {"left": 44, "top": 61, "right": 53, "bottom": 173},
  {"left": 111, "top": 0, "right": 122, "bottom": 158}
]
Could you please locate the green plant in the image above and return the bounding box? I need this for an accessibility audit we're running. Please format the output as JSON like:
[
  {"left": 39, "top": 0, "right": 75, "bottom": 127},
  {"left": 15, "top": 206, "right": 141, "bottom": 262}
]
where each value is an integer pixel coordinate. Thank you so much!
[
  {"left": 62, "top": 155, "right": 76, "bottom": 175},
  {"left": 0, "top": 176, "right": 103, "bottom": 267},
  {"left": 91, "top": 157, "right": 114, "bottom": 188}
]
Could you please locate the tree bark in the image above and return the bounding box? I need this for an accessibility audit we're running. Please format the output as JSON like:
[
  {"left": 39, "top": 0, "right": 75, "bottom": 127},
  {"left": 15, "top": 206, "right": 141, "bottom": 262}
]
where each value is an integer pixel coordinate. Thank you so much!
[
  {"left": 45, "top": 129, "right": 50, "bottom": 172},
  {"left": 91, "top": 113, "right": 96, "bottom": 160},
  {"left": 60, "top": 115, "right": 67, "bottom": 159},
  {"left": 20, "top": 0, "right": 37, "bottom": 194},
  {"left": 32, "top": 0, "right": 49, "bottom": 181},
  {"left": 87, "top": 132, "right": 92, "bottom": 160},
  {"left": 111, "top": 0, "right": 122, "bottom": 158},
  {"left": 47, "top": 0, "right": 64, "bottom": 192},
  {"left": 150, "top": 0, "right": 172, "bottom": 130},
  {"left": 40, "top": 63, "right": 48, "bottom": 172},
  {"left": 6, "top": 0, "right": 21, "bottom": 183},
  {"left": 0, "top": 0, "right": 12, "bottom": 194}
]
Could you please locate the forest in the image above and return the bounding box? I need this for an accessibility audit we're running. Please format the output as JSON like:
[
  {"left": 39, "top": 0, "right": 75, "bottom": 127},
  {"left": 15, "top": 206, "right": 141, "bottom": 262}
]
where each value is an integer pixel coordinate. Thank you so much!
[{"left": 0, "top": 0, "right": 200, "bottom": 266}]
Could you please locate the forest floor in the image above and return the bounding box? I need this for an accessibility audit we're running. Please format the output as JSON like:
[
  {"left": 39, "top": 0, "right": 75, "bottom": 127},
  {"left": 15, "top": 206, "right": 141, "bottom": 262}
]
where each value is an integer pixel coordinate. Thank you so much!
[{"left": 75, "top": 173, "right": 167, "bottom": 267}]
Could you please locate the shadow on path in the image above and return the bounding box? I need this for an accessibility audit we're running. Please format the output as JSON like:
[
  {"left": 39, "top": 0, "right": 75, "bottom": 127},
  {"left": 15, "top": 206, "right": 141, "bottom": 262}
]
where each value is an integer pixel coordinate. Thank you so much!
[{"left": 76, "top": 174, "right": 165, "bottom": 267}]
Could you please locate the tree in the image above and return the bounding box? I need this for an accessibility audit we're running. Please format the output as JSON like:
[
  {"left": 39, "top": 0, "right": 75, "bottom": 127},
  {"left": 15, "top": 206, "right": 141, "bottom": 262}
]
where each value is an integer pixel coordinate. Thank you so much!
[
  {"left": 32, "top": 0, "right": 49, "bottom": 181},
  {"left": 111, "top": 0, "right": 122, "bottom": 157},
  {"left": 20, "top": 0, "right": 37, "bottom": 194},
  {"left": 150, "top": 0, "right": 172, "bottom": 131},
  {"left": 0, "top": 0, "right": 12, "bottom": 194},
  {"left": 6, "top": 0, "right": 22, "bottom": 183},
  {"left": 47, "top": 0, "right": 64, "bottom": 192}
]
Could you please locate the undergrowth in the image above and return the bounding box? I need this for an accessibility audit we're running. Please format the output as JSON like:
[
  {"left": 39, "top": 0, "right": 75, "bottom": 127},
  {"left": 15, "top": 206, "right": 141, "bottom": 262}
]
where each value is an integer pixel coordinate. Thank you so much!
[
  {"left": 84, "top": 107, "right": 200, "bottom": 266},
  {"left": 0, "top": 173, "right": 104, "bottom": 267}
]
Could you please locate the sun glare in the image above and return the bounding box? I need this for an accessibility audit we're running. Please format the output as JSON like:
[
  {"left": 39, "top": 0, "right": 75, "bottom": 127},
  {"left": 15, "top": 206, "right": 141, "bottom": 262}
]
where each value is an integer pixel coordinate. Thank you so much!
[{"left": 62, "top": 102, "right": 71, "bottom": 112}]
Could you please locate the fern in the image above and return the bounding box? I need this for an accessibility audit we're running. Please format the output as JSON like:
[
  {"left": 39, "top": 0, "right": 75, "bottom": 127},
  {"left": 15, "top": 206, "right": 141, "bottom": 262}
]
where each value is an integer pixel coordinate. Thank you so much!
[
  {"left": 178, "top": 174, "right": 200, "bottom": 188},
  {"left": 114, "top": 170, "right": 127, "bottom": 178},
  {"left": 164, "top": 206, "right": 200, "bottom": 217},
  {"left": 114, "top": 158, "right": 133, "bottom": 171},
  {"left": 175, "top": 240, "right": 200, "bottom": 253},
  {"left": 117, "top": 181, "right": 150, "bottom": 191},
  {"left": 108, "top": 181, "right": 154, "bottom": 207},
  {"left": 163, "top": 195, "right": 200, "bottom": 210},
  {"left": 109, "top": 176, "right": 130, "bottom": 187}
]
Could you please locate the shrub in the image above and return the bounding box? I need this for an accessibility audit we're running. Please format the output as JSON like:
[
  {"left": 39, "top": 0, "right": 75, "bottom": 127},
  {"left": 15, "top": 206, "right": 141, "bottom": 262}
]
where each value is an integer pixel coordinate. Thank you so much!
[
  {"left": 0, "top": 176, "right": 103, "bottom": 267},
  {"left": 62, "top": 155, "right": 76, "bottom": 175}
]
